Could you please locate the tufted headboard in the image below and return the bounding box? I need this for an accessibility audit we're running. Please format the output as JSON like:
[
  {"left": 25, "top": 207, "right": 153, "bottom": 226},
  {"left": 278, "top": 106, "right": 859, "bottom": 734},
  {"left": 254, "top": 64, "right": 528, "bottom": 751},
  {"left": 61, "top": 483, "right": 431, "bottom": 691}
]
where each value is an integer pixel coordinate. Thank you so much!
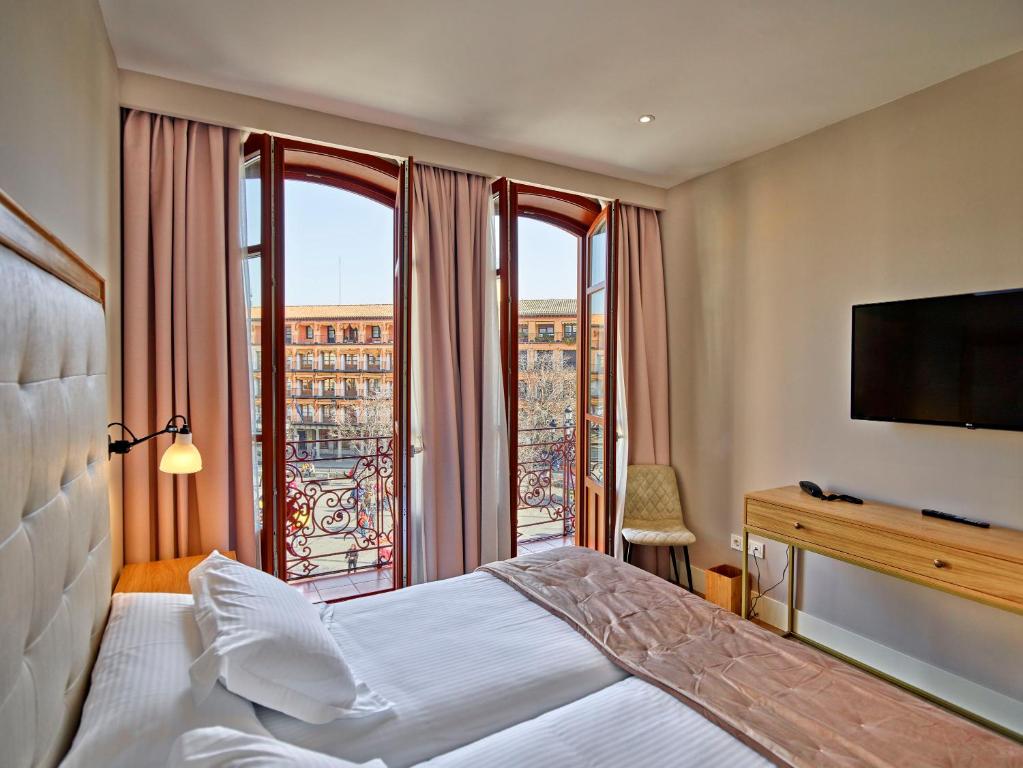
[{"left": 0, "top": 190, "right": 111, "bottom": 767}]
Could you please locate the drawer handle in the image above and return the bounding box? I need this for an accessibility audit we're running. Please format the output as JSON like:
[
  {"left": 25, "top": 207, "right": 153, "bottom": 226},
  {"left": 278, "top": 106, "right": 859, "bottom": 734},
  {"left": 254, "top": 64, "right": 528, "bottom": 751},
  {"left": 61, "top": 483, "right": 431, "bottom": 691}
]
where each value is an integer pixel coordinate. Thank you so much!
[
  {"left": 793, "top": 522, "right": 803, "bottom": 530},
  {"left": 933, "top": 559, "right": 946, "bottom": 569}
]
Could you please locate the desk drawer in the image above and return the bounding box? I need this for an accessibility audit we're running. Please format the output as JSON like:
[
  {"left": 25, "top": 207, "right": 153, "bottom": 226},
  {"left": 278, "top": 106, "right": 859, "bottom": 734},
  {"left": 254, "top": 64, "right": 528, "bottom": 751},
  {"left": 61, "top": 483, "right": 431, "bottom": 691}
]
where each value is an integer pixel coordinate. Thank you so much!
[{"left": 746, "top": 500, "right": 1023, "bottom": 609}]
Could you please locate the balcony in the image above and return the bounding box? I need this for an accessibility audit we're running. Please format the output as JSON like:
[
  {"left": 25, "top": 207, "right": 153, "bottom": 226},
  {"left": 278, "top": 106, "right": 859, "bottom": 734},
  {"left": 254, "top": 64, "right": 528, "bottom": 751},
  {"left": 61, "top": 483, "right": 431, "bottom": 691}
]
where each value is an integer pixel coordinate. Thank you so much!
[
  {"left": 516, "top": 425, "right": 576, "bottom": 543},
  {"left": 284, "top": 436, "right": 395, "bottom": 586}
]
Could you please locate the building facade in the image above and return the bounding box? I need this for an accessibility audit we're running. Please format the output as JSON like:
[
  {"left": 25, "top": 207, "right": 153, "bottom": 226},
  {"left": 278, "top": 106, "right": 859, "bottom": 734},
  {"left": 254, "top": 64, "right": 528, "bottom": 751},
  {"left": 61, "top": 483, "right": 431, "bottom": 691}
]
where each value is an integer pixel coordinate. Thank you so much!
[{"left": 252, "top": 299, "right": 578, "bottom": 447}]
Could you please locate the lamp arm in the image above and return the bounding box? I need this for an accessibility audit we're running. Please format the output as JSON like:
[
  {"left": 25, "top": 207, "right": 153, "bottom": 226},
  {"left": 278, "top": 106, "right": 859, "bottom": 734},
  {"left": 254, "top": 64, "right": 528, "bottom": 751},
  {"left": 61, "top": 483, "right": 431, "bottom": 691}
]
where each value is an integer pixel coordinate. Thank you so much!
[{"left": 108, "top": 414, "right": 190, "bottom": 457}]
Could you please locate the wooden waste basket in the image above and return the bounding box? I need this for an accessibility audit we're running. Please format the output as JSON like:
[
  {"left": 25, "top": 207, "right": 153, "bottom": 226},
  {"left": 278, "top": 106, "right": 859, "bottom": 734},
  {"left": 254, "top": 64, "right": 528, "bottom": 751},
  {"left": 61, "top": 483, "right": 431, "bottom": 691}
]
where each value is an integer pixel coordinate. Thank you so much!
[{"left": 705, "top": 564, "right": 746, "bottom": 614}]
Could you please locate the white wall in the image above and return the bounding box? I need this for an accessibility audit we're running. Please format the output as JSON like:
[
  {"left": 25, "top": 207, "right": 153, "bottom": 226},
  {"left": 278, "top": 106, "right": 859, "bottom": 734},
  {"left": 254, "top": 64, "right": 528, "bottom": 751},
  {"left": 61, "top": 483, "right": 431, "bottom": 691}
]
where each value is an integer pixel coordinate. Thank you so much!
[
  {"left": 0, "top": 0, "right": 122, "bottom": 576},
  {"left": 663, "top": 51, "right": 1023, "bottom": 703},
  {"left": 117, "top": 70, "right": 667, "bottom": 211}
]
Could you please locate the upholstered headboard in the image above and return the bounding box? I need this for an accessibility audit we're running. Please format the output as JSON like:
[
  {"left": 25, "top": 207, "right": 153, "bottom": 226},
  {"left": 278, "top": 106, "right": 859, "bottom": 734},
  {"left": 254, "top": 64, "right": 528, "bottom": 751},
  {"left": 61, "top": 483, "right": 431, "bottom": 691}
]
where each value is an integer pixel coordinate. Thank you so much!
[{"left": 0, "top": 190, "right": 111, "bottom": 767}]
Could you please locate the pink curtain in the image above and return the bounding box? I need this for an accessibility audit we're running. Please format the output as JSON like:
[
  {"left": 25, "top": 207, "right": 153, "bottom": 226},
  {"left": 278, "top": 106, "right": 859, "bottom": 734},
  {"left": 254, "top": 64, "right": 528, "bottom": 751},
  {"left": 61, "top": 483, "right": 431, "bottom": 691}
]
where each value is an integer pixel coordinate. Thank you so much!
[
  {"left": 411, "top": 164, "right": 490, "bottom": 582},
  {"left": 618, "top": 204, "right": 672, "bottom": 578},
  {"left": 122, "top": 110, "right": 257, "bottom": 566}
]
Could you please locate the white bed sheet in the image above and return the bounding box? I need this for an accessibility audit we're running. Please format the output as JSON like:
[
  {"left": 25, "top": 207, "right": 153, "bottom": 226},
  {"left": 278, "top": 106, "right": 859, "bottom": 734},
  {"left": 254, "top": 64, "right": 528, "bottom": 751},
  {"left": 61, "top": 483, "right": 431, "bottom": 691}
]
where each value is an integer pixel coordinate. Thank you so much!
[
  {"left": 61, "top": 594, "right": 269, "bottom": 768},
  {"left": 260, "top": 571, "right": 628, "bottom": 767},
  {"left": 418, "top": 677, "right": 772, "bottom": 768}
]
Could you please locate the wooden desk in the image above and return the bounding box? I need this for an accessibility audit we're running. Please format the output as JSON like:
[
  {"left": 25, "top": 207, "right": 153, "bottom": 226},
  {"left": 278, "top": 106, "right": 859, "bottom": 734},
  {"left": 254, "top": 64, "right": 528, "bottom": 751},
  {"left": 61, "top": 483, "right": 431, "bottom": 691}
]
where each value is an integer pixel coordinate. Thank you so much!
[
  {"left": 741, "top": 486, "right": 1023, "bottom": 737},
  {"left": 114, "top": 551, "right": 237, "bottom": 594},
  {"left": 741, "top": 486, "right": 1023, "bottom": 624}
]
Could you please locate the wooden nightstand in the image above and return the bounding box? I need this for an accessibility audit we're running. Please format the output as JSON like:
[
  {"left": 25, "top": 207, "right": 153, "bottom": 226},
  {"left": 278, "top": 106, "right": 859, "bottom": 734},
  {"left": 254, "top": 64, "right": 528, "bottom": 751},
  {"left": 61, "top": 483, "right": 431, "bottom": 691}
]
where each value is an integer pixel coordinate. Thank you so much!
[{"left": 114, "top": 551, "right": 237, "bottom": 594}]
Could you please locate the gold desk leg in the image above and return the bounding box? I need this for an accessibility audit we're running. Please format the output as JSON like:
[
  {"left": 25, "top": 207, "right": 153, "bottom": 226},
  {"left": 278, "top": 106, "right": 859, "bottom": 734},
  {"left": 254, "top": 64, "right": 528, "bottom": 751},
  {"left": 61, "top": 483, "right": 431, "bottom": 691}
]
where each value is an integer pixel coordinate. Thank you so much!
[
  {"left": 786, "top": 544, "right": 796, "bottom": 636},
  {"left": 741, "top": 529, "right": 749, "bottom": 619}
]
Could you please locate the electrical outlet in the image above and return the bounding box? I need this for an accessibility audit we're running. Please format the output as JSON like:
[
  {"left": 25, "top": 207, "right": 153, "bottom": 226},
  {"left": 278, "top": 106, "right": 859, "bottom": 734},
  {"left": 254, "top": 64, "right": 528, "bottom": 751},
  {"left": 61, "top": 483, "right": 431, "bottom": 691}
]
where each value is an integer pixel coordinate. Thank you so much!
[{"left": 730, "top": 533, "right": 766, "bottom": 559}]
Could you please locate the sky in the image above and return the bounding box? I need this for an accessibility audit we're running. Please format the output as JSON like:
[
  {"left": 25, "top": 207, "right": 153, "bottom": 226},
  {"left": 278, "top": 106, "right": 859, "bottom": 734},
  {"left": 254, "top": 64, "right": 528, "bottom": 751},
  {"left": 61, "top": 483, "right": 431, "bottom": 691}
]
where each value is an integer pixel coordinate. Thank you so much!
[{"left": 245, "top": 179, "right": 579, "bottom": 306}]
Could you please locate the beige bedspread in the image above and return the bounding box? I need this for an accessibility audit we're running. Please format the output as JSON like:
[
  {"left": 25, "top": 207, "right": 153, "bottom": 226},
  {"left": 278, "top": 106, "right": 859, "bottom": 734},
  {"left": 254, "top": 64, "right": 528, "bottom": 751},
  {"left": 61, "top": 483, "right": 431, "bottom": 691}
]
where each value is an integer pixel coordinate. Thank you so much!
[{"left": 479, "top": 547, "right": 1023, "bottom": 768}]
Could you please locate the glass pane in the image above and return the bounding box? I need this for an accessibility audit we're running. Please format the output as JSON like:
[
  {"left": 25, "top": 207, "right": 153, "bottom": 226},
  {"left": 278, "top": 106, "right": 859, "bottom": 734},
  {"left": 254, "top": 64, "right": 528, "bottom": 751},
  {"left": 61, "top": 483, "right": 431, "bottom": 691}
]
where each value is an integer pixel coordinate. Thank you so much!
[
  {"left": 491, "top": 200, "right": 501, "bottom": 270},
  {"left": 515, "top": 217, "right": 579, "bottom": 545},
  {"left": 587, "top": 420, "right": 604, "bottom": 483},
  {"left": 587, "top": 290, "right": 605, "bottom": 417},
  {"left": 588, "top": 220, "right": 607, "bottom": 287},
  {"left": 244, "top": 155, "right": 261, "bottom": 248},
  {"left": 244, "top": 247, "right": 262, "bottom": 540}
]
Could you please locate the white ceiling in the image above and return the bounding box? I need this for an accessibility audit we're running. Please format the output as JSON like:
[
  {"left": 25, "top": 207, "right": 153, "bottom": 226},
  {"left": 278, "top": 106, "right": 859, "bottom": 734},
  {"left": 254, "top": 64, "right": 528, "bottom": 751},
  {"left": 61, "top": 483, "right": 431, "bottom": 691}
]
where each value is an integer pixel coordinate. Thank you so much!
[{"left": 99, "top": 0, "right": 1023, "bottom": 188}]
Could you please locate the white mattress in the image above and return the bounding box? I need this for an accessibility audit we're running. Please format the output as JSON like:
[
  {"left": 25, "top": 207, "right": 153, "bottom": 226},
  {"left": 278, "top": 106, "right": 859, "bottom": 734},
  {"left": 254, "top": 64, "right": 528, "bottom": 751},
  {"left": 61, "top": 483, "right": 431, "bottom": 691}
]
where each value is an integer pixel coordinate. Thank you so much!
[
  {"left": 418, "top": 677, "right": 772, "bottom": 768},
  {"left": 260, "top": 571, "right": 628, "bottom": 767}
]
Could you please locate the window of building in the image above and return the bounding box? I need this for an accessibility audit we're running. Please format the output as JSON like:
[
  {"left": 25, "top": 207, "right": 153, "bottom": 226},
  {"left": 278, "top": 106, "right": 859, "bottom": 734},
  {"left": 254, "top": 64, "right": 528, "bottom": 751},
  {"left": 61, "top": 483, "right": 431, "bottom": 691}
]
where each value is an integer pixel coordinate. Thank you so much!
[
  {"left": 518, "top": 323, "right": 528, "bottom": 342},
  {"left": 305, "top": 325, "right": 314, "bottom": 340},
  {"left": 371, "top": 325, "right": 381, "bottom": 340},
  {"left": 344, "top": 353, "right": 359, "bottom": 369},
  {"left": 562, "top": 350, "right": 576, "bottom": 369},
  {"left": 284, "top": 326, "right": 293, "bottom": 344},
  {"left": 327, "top": 325, "right": 336, "bottom": 343},
  {"left": 563, "top": 322, "right": 576, "bottom": 342},
  {"left": 537, "top": 323, "right": 555, "bottom": 341}
]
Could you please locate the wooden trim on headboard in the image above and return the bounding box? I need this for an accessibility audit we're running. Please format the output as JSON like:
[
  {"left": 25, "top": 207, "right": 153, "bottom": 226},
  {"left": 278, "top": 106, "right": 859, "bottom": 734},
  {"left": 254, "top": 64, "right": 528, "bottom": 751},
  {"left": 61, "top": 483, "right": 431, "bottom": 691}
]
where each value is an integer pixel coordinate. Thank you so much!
[{"left": 0, "top": 187, "right": 105, "bottom": 306}]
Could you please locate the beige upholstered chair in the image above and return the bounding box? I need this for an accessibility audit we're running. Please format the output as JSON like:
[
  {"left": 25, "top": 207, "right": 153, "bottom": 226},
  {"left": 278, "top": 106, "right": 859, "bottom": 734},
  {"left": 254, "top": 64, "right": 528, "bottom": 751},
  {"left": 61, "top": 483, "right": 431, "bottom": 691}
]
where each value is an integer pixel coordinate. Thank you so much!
[{"left": 622, "top": 464, "right": 696, "bottom": 590}]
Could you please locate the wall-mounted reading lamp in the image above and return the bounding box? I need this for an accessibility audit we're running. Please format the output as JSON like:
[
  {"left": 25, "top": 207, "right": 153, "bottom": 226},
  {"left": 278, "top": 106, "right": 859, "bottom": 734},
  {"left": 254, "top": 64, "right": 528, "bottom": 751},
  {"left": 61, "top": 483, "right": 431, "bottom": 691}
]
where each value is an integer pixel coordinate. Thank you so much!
[{"left": 107, "top": 414, "right": 203, "bottom": 474}]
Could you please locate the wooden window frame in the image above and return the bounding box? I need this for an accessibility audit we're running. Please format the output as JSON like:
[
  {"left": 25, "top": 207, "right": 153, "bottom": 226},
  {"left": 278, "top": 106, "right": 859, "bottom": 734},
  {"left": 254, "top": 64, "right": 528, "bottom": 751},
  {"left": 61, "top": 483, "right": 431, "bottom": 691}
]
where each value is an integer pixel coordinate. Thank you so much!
[{"left": 492, "top": 179, "right": 602, "bottom": 556}]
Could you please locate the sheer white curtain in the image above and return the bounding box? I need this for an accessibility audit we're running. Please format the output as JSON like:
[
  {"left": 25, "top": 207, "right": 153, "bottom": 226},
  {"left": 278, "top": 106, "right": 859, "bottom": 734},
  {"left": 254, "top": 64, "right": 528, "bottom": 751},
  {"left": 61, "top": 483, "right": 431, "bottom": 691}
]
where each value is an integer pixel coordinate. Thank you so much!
[
  {"left": 480, "top": 193, "right": 511, "bottom": 564},
  {"left": 613, "top": 341, "right": 629, "bottom": 559}
]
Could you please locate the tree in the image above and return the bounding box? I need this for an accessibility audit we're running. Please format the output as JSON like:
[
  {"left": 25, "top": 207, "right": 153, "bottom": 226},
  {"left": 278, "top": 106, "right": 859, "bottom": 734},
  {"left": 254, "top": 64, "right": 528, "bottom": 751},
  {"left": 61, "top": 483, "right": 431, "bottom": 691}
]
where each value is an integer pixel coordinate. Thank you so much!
[
  {"left": 519, "top": 353, "right": 576, "bottom": 433},
  {"left": 331, "top": 390, "right": 394, "bottom": 445}
]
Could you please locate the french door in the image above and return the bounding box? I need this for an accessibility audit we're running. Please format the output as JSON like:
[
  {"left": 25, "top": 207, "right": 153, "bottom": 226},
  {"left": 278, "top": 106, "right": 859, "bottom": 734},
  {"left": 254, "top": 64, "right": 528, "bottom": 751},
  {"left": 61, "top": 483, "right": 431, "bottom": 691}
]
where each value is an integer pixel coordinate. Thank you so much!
[
  {"left": 579, "top": 204, "right": 618, "bottom": 554},
  {"left": 244, "top": 134, "right": 412, "bottom": 593},
  {"left": 493, "top": 179, "right": 617, "bottom": 556}
]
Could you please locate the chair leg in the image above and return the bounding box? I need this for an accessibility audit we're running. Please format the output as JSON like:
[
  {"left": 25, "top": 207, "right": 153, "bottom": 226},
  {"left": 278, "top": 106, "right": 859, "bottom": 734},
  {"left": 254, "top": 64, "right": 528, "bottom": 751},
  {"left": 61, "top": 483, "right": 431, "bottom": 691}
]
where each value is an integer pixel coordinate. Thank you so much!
[
  {"left": 669, "top": 546, "right": 680, "bottom": 586},
  {"left": 683, "top": 545, "right": 693, "bottom": 592},
  {"left": 624, "top": 541, "right": 633, "bottom": 563}
]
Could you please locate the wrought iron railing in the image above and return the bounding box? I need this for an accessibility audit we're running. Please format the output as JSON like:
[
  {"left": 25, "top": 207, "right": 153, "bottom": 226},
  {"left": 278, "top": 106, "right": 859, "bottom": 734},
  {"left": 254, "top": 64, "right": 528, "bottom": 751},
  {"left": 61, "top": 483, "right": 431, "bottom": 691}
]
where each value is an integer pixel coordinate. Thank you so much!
[
  {"left": 283, "top": 436, "right": 395, "bottom": 581},
  {"left": 516, "top": 425, "right": 576, "bottom": 542}
]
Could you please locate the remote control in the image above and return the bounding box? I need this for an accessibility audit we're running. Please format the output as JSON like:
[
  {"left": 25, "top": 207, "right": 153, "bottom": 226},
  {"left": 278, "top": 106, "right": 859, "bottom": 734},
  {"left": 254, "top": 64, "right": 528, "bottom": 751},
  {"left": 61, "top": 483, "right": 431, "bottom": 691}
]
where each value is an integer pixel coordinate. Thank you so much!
[{"left": 921, "top": 509, "right": 990, "bottom": 528}]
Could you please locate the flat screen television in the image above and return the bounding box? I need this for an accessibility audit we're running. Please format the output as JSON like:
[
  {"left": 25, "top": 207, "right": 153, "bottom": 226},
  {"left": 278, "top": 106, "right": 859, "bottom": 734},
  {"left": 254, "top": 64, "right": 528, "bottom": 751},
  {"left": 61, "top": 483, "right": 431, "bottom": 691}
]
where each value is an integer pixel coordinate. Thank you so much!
[{"left": 851, "top": 289, "right": 1023, "bottom": 431}]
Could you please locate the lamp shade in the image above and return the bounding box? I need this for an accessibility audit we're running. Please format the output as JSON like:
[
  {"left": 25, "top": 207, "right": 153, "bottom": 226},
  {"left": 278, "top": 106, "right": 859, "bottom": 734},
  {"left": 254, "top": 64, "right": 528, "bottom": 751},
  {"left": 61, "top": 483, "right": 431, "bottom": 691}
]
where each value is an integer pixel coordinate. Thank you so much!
[{"left": 159, "top": 431, "right": 203, "bottom": 474}]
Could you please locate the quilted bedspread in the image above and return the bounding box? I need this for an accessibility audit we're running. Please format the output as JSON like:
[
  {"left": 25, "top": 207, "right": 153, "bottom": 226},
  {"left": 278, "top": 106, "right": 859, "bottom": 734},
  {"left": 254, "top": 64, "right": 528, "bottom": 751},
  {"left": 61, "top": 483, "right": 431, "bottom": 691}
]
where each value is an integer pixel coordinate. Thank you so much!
[{"left": 478, "top": 547, "right": 1023, "bottom": 768}]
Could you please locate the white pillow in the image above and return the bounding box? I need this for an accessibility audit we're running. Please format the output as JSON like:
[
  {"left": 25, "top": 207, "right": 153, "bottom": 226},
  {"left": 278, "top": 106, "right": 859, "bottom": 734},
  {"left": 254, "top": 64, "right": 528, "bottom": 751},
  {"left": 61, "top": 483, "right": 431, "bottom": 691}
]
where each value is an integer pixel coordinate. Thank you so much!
[
  {"left": 62, "top": 594, "right": 270, "bottom": 768},
  {"left": 189, "top": 551, "right": 390, "bottom": 724},
  {"left": 170, "top": 727, "right": 387, "bottom": 767}
]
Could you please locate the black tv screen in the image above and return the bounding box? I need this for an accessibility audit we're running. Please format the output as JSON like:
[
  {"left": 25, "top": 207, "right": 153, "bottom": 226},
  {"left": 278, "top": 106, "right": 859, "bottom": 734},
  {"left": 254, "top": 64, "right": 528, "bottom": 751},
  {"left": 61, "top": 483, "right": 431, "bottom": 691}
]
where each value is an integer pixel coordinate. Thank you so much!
[{"left": 851, "top": 289, "right": 1023, "bottom": 431}]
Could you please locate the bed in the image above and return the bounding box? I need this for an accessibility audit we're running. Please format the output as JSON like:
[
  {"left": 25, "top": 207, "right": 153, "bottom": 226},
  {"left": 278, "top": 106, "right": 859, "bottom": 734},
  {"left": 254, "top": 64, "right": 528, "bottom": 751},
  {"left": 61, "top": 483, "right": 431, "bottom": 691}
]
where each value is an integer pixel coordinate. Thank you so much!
[{"left": 3, "top": 188, "right": 1022, "bottom": 768}]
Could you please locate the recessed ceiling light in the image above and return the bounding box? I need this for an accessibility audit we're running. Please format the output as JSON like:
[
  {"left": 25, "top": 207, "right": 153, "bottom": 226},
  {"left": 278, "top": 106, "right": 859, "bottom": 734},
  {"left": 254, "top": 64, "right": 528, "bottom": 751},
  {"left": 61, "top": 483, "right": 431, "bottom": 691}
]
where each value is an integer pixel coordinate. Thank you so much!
[{"left": 638, "top": 114, "right": 655, "bottom": 124}]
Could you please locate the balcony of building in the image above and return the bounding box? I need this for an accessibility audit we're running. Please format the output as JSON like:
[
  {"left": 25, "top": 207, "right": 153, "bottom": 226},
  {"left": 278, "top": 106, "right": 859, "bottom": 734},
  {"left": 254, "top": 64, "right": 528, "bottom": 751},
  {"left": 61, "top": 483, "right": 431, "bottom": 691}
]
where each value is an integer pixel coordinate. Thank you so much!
[{"left": 286, "top": 425, "right": 575, "bottom": 605}]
